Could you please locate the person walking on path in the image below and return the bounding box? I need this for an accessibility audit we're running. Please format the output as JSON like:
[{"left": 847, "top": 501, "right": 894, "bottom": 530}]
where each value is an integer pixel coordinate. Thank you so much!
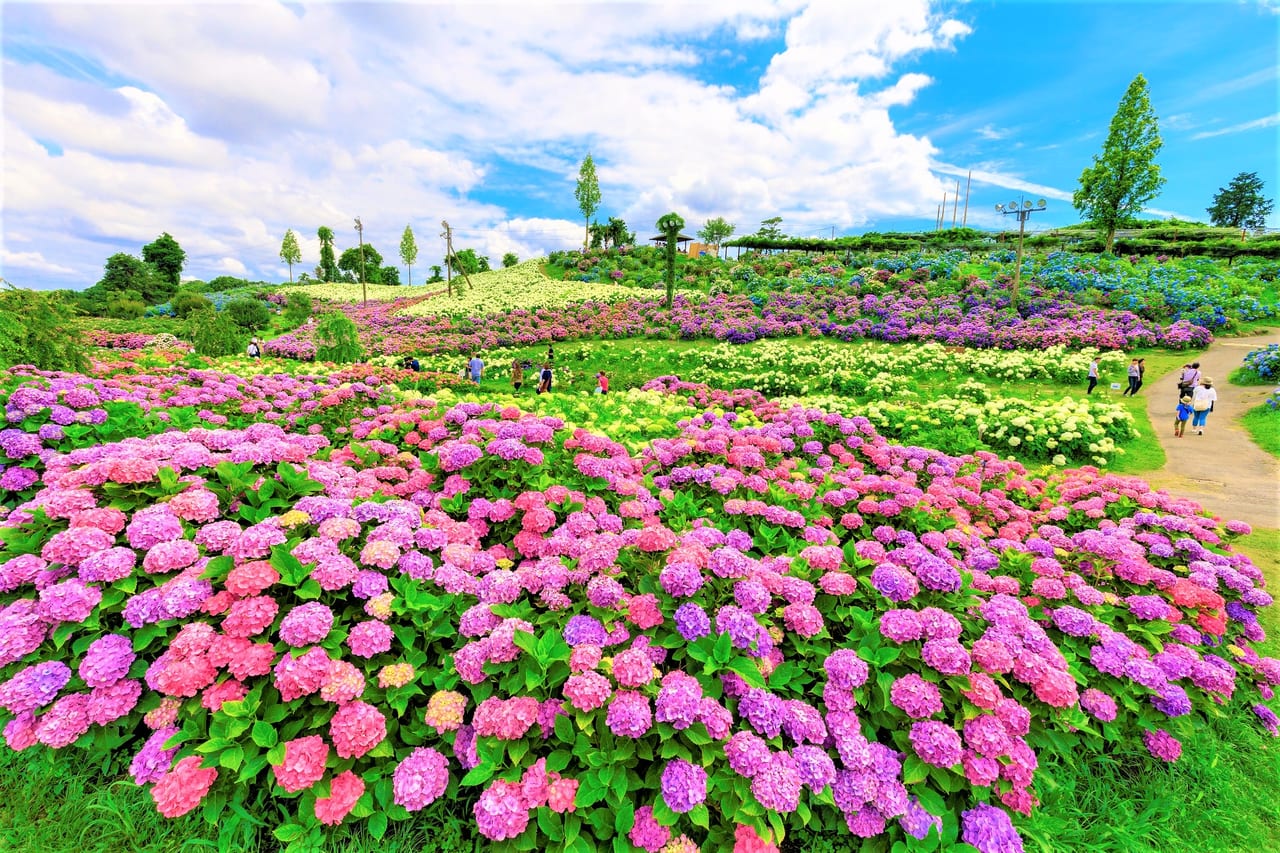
[
  {"left": 1134, "top": 358, "right": 1146, "bottom": 394},
  {"left": 1175, "top": 395, "right": 1193, "bottom": 438},
  {"left": 1086, "top": 358, "right": 1099, "bottom": 395},
  {"left": 1191, "top": 378, "right": 1218, "bottom": 436},
  {"left": 1141, "top": 332, "right": 1280, "bottom": 530},
  {"left": 468, "top": 353, "right": 484, "bottom": 384},
  {"left": 511, "top": 359, "right": 524, "bottom": 392},
  {"left": 1122, "top": 358, "right": 1140, "bottom": 396},
  {"left": 1177, "top": 362, "right": 1201, "bottom": 400}
]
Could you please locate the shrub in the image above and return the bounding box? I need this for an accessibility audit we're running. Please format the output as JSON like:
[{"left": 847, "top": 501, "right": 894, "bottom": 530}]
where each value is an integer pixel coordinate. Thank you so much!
[
  {"left": 185, "top": 307, "right": 245, "bottom": 357},
  {"left": 284, "top": 292, "right": 313, "bottom": 325},
  {"left": 314, "top": 312, "right": 364, "bottom": 363},
  {"left": 226, "top": 299, "right": 273, "bottom": 330},
  {"left": 0, "top": 287, "right": 89, "bottom": 371},
  {"left": 503, "top": 253, "right": 520, "bottom": 268},
  {"left": 1232, "top": 344, "right": 1280, "bottom": 385},
  {"left": 104, "top": 297, "right": 146, "bottom": 320},
  {"left": 172, "top": 292, "right": 214, "bottom": 319}
]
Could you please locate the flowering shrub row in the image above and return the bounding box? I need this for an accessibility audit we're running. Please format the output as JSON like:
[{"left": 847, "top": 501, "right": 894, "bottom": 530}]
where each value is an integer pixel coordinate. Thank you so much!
[
  {"left": 0, "top": 387, "right": 1274, "bottom": 852},
  {"left": 1235, "top": 344, "right": 1280, "bottom": 384}
]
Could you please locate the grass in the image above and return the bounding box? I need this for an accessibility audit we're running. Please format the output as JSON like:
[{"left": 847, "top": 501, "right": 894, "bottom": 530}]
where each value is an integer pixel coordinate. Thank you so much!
[{"left": 1241, "top": 405, "right": 1280, "bottom": 460}]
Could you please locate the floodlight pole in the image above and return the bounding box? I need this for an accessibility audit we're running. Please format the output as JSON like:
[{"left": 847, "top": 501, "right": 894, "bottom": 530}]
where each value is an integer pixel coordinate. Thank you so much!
[
  {"left": 995, "top": 197, "right": 1047, "bottom": 311},
  {"left": 354, "top": 217, "right": 366, "bottom": 305}
]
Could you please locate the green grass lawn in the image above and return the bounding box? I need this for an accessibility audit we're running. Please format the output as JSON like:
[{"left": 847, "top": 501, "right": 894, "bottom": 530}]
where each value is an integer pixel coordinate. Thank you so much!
[{"left": 1241, "top": 405, "right": 1280, "bottom": 460}]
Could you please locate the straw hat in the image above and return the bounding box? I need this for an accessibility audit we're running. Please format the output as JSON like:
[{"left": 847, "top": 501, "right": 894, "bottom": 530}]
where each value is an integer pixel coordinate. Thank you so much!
[
  {"left": 1180, "top": 395, "right": 1192, "bottom": 404},
  {"left": 1201, "top": 377, "right": 1213, "bottom": 386}
]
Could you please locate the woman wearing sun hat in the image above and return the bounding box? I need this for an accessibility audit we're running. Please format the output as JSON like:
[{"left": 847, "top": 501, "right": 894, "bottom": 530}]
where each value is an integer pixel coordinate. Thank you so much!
[{"left": 1190, "top": 377, "right": 1217, "bottom": 436}]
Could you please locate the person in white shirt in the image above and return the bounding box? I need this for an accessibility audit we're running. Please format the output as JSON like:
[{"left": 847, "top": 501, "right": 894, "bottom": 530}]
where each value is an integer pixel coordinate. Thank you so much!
[{"left": 1190, "top": 378, "right": 1217, "bottom": 435}]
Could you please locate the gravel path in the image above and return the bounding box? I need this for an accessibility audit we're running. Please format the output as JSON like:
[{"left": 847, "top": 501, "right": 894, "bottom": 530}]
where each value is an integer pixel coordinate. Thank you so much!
[{"left": 1138, "top": 332, "right": 1280, "bottom": 530}]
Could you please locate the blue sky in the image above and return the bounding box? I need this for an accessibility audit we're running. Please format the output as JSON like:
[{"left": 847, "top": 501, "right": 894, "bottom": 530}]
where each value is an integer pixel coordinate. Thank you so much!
[{"left": 1, "top": 0, "right": 1276, "bottom": 290}]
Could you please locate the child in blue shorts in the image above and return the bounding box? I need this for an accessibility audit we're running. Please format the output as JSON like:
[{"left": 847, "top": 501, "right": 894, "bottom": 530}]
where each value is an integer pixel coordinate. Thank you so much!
[{"left": 1174, "top": 395, "right": 1193, "bottom": 438}]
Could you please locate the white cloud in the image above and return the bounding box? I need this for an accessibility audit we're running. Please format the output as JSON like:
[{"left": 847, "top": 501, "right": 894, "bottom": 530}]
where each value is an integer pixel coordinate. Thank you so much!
[
  {"left": 976, "top": 124, "right": 1007, "bottom": 140},
  {"left": 2, "top": 1, "right": 975, "bottom": 289},
  {"left": 932, "top": 161, "right": 1075, "bottom": 203},
  {"left": 1191, "top": 113, "right": 1280, "bottom": 139},
  {"left": 1, "top": 249, "right": 77, "bottom": 278}
]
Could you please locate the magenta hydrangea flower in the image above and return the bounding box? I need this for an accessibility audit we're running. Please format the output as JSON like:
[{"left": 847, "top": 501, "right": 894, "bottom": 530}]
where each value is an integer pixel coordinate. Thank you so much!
[
  {"left": 473, "top": 779, "right": 528, "bottom": 841},
  {"left": 1142, "top": 729, "right": 1182, "bottom": 762},
  {"left": 605, "top": 690, "right": 652, "bottom": 738},
  {"left": 278, "top": 602, "right": 334, "bottom": 646},
  {"left": 909, "top": 721, "right": 963, "bottom": 768},
  {"left": 890, "top": 674, "right": 943, "bottom": 719},
  {"left": 393, "top": 747, "right": 450, "bottom": 811},
  {"left": 346, "top": 620, "right": 394, "bottom": 658},
  {"left": 661, "top": 759, "right": 707, "bottom": 813},
  {"left": 629, "top": 805, "right": 672, "bottom": 852},
  {"left": 329, "top": 700, "right": 387, "bottom": 759}
]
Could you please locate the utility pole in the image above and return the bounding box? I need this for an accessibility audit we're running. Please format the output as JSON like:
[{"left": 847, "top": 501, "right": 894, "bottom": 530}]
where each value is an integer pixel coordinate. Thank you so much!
[
  {"left": 951, "top": 179, "right": 960, "bottom": 228},
  {"left": 354, "top": 217, "right": 366, "bottom": 305},
  {"left": 995, "top": 198, "right": 1047, "bottom": 311},
  {"left": 440, "top": 220, "right": 474, "bottom": 295},
  {"left": 961, "top": 170, "right": 972, "bottom": 227}
]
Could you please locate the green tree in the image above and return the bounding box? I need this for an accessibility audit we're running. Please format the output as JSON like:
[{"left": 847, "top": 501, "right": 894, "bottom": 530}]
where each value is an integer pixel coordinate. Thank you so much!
[
  {"left": 755, "top": 217, "right": 785, "bottom": 240},
  {"left": 338, "top": 245, "right": 384, "bottom": 284},
  {"left": 575, "top": 153, "right": 602, "bottom": 249},
  {"left": 185, "top": 307, "right": 244, "bottom": 357},
  {"left": 0, "top": 285, "right": 89, "bottom": 372},
  {"left": 697, "top": 217, "right": 735, "bottom": 252},
  {"left": 1073, "top": 74, "right": 1166, "bottom": 252},
  {"left": 1207, "top": 171, "right": 1274, "bottom": 231},
  {"left": 448, "top": 248, "right": 489, "bottom": 275},
  {"left": 142, "top": 232, "right": 186, "bottom": 291},
  {"left": 656, "top": 211, "right": 685, "bottom": 309},
  {"left": 502, "top": 252, "right": 520, "bottom": 268},
  {"left": 226, "top": 299, "right": 272, "bottom": 330},
  {"left": 284, "top": 291, "right": 312, "bottom": 325},
  {"left": 318, "top": 226, "right": 338, "bottom": 282},
  {"left": 86, "top": 252, "right": 168, "bottom": 310},
  {"left": 427, "top": 265, "right": 444, "bottom": 284},
  {"left": 279, "top": 229, "right": 302, "bottom": 283},
  {"left": 314, "top": 312, "right": 364, "bottom": 363},
  {"left": 380, "top": 266, "right": 401, "bottom": 285},
  {"left": 399, "top": 225, "right": 418, "bottom": 286}
]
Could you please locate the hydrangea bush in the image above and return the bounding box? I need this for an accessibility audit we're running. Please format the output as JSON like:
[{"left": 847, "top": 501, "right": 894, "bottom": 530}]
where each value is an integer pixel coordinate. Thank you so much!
[{"left": 0, "top": 391, "right": 1274, "bottom": 853}]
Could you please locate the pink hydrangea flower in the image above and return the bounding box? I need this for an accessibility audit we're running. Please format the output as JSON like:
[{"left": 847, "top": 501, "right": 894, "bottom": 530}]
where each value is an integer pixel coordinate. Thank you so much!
[
  {"left": 272, "top": 735, "right": 329, "bottom": 793},
  {"left": 151, "top": 755, "right": 218, "bottom": 818},
  {"left": 329, "top": 700, "right": 386, "bottom": 759},
  {"left": 314, "top": 770, "right": 365, "bottom": 826}
]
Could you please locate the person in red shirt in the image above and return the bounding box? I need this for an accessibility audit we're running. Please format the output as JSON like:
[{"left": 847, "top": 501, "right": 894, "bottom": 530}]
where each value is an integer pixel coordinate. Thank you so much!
[{"left": 596, "top": 371, "right": 609, "bottom": 394}]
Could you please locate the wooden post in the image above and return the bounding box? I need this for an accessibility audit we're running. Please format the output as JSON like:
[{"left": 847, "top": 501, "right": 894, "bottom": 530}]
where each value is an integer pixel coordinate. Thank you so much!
[
  {"left": 440, "top": 222, "right": 452, "bottom": 297},
  {"left": 951, "top": 179, "right": 960, "bottom": 228},
  {"left": 354, "top": 217, "right": 366, "bottom": 305},
  {"left": 961, "top": 170, "right": 972, "bottom": 227},
  {"left": 441, "top": 220, "right": 474, "bottom": 294}
]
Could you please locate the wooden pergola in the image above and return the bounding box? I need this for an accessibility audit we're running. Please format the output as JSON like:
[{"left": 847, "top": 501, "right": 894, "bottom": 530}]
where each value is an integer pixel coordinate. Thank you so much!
[{"left": 649, "top": 233, "right": 694, "bottom": 252}]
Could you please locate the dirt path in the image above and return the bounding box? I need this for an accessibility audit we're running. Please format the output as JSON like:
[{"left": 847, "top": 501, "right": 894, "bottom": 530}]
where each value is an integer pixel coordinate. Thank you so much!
[{"left": 1139, "top": 332, "right": 1280, "bottom": 529}]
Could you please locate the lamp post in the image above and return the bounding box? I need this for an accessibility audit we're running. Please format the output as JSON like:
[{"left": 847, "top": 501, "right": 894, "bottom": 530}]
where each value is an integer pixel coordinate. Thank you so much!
[
  {"left": 995, "top": 197, "right": 1046, "bottom": 310},
  {"left": 354, "top": 217, "right": 366, "bottom": 305}
]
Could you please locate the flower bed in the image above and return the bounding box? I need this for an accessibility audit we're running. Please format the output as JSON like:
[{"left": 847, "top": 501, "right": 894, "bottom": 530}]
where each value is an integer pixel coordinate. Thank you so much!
[
  {"left": 0, "top": 386, "right": 1274, "bottom": 852},
  {"left": 1232, "top": 344, "right": 1280, "bottom": 385}
]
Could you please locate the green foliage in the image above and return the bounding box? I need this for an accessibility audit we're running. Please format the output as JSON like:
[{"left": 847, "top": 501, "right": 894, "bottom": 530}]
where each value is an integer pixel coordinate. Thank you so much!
[
  {"left": 185, "top": 307, "right": 245, "bottom": 357},
  {"left": 589, "top": 217, "right": 635, "bottom": 250},
  {"left": 279, "top": 229, "right": 302, "bottom": 283},
  {"left": 86, "top": 253, "right": 171, "bottom": 312},
  {"left": 283, "top": 290, "right": 312, "bottom": 325},
  {"left": 171, "top": 292, "right": 213, "bottom": 318},
  {"left": 314, "top": 312, "right": 364, "bottom": 363},
  {"left": 427, "top": 265, "right": 444, "bottom": 284},
  {"left": 318, "top": 226, "right": 338, "bottom": 282},
  {"left": 1208, "top": 172, "right": 1275, "bottom": 231},
  {"left": 448, "top": 248, "right": 489, "bottom": 276},
  {"left": 755, "top": 216, "right": 785, "bottom": 240},
  {"left": 399, "top": 225, "right": 418, "bottom": 286},
  {"left": 697, "top": 216, "right": 735, "bottom": 247},
  {"left": 575, "top": 153, "right": 602, "bottom": 248},
  {"left": 339, "top": 245, "right": 384, "bottom": 283},
  {"left": 225, "top": 298, "right": 272, "bottom": 330},
  {"left": 141, "top": 232, "right": 185, "bottom": 289},
  {"left": 0, "top": 286, "right": 88, "bottom": 372},
  {"left": 104, "top": 297, "right": 146, "bottom": 320},
  {"left": 380, "top": 266, "right": 401, "bottom": 286},
  {"left": 656, "top": 211, "right": 685, "bottom": 308},
  {"left": 1073, "top": 74, "right": 1166, "bottom": 252},
  {"left": 502, "top": 252, "right": 520, "bottom": 268}
]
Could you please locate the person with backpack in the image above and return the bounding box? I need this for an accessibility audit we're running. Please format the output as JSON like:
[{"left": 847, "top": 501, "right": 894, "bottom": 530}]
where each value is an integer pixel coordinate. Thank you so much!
[
  {"left": 537, "top": 362, "right": 553, "bottom": 394},
  {"left": 1178, "top": 362, "right": 1201, "bottom": 400}
]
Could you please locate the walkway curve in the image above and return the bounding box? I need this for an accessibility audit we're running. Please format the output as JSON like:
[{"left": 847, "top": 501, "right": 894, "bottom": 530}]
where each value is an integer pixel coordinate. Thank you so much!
[{"left": 1139, "top": 332, "right": 1280, "bottom": 530}]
